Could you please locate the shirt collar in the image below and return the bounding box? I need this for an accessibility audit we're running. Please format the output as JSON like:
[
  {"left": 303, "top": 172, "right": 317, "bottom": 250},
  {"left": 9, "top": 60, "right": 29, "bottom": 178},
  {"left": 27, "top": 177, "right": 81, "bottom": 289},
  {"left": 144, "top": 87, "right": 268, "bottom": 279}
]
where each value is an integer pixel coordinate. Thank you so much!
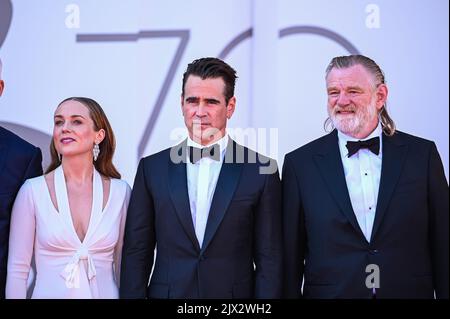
[
  {"left": 338, "top": 121, "right": 383, "bottom": 158},
  {"left": 338, "top": 121, "right": 382, "bottom": 143},
  {"left": 186, "top": 133, "right": 229, "bottom": 159}
]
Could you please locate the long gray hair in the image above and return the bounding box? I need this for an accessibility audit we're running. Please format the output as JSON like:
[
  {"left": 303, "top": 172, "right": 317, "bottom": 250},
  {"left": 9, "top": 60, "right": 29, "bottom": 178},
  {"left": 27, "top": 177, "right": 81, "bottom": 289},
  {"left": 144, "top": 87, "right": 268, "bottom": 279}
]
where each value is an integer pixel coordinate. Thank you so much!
[{"left": 324, "top": 55, "right": 396, "bottom": 136}]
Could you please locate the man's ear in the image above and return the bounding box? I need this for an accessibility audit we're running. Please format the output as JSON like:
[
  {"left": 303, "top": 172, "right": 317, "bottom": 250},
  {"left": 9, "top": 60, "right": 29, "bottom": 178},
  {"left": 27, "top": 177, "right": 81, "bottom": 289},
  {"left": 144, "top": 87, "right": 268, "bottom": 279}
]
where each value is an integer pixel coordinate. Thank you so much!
[
  {"left": 0, "top": 80, "right": 4, "bottom": 97},
  {"left": 226, "top": 96, "right": 236, "bottom": 119},
  {"left": 181, "top": 94, "right": 185, "bottom": 115},
  {"left": 376, "top": 83, "right": 388, "bottom": 111}
]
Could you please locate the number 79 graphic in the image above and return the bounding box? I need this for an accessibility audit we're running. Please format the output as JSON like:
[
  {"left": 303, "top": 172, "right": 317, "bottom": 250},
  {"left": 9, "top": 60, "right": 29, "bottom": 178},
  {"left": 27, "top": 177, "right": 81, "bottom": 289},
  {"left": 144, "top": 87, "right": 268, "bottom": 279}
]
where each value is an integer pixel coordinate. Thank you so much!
[{"left": 76, "top": 27, "right": 358, "bottom": 161}]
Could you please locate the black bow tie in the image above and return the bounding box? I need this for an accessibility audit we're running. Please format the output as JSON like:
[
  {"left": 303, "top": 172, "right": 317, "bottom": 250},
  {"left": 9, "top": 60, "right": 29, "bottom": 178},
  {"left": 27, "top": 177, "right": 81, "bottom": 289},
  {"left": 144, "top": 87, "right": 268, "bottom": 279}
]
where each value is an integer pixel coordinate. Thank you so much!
[
  {"left": 345, "top": 137, "right": 380, "bottom": 158},
  {"left": 189, "top": 144, "right": 220, "bottom": 163}
]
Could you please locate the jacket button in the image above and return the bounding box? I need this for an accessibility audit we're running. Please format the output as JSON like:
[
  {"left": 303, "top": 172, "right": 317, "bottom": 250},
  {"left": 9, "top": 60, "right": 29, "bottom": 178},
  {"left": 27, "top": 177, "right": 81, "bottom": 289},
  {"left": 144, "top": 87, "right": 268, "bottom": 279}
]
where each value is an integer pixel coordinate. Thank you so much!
[{"left": 369, "top": 249, "right": 379, "bottom": 255}]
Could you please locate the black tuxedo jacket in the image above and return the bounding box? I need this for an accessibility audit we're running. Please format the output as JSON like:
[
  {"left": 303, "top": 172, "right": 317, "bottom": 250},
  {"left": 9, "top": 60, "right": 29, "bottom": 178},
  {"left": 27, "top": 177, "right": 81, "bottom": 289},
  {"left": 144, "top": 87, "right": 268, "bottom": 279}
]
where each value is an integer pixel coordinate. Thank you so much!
[
  {"left": 283, "top": 130, "right": 449, "bottom": 299},
  {"left": 0, "top": 126, "right": 42, "bottom": 298},
  {"left": 120, "top": 139, "right": 282, "bottom": 299}
]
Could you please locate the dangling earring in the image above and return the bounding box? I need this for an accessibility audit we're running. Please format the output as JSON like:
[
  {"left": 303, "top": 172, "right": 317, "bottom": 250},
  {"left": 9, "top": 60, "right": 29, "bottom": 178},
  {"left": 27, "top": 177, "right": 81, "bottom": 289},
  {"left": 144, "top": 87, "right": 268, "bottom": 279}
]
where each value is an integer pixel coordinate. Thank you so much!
[
  {"left": 323, "top": 117, "right": 334, "bottom": 133},
  {"left": 93, "top": 143, "right": 100, "bottom": 161},
  {"left": 58, "top": 153, "right": 62, "bottom": 162}
]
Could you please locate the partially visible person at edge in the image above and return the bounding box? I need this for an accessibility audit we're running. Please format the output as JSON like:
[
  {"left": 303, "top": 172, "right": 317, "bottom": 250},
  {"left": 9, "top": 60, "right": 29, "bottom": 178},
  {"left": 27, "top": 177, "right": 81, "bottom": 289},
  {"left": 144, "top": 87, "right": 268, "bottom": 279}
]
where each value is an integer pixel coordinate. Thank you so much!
[{"left": 0, "top": 57, "right": 43, "bottom": 298}]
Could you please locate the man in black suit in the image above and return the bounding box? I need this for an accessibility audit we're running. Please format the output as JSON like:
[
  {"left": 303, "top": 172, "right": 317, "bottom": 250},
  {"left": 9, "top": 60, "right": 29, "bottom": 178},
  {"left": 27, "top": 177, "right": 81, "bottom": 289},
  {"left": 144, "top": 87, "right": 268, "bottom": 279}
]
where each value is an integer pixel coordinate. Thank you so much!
[
  {"left": 0, "top": 58, "right": 43, "bottom": 298},
  {"left": 283, "top": 55, "right": 449, "bottom": 299},
  {"left": 120, "top": 57, "right": 282, "bottom": 299}
]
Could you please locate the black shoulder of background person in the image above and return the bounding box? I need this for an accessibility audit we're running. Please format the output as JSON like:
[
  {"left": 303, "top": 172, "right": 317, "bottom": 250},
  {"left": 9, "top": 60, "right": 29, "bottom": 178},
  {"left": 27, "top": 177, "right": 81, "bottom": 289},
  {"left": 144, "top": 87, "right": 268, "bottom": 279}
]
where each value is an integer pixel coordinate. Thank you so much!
[{"left": 0, "top": 126, "right": 41, "bottom": 156}]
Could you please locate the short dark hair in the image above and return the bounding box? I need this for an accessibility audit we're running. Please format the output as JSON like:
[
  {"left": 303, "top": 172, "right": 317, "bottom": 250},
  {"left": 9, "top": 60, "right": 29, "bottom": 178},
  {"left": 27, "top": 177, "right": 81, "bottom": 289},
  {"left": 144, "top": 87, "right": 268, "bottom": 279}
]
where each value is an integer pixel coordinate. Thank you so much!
[{"left": 182, "top": 57, "right": 237, "bottom": 104}]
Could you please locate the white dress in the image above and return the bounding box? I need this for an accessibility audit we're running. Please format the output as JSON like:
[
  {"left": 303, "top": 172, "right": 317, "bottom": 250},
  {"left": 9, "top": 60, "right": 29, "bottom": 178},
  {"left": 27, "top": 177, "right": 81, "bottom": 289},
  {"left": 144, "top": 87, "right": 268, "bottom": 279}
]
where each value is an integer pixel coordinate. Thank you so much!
[{"left": 6, "top": 165, "right": 131, "bottom": 299}]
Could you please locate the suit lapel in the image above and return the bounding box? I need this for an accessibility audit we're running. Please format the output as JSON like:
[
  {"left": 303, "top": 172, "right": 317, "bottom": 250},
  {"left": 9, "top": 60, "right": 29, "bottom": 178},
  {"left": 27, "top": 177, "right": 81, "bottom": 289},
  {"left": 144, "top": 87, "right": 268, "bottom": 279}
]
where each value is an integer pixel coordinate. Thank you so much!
[
  {"left": 168, "top": 140, "right": 200, "bottom": 251},
  {"left": 314, "top": 130, "right": 365, "bottom": 239},
  {"left": 370, "top": 133, "right": 408, "bottom": 242},
  {"left": 201, "top": 139, "right": 243, "bottom": 254},
  {"left": 0, "top": 129, "right": 9, "bottom": 180},
  {"left": 0, "top": 143, "right": 7, "bottom": 180}
]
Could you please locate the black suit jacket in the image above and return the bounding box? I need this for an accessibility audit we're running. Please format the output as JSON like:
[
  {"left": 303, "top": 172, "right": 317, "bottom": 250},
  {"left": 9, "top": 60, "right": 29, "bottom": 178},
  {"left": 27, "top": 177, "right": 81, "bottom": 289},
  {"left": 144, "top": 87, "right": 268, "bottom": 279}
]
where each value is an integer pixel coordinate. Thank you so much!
[
  {"left": 120, "top": 139, "right": 282, "bottom": 299},
  {"left": 283, "top": 130, "right": 449, "bottom": 299},
  {"left": 0, "top": 126, "right": 42, "bottom": 298}
]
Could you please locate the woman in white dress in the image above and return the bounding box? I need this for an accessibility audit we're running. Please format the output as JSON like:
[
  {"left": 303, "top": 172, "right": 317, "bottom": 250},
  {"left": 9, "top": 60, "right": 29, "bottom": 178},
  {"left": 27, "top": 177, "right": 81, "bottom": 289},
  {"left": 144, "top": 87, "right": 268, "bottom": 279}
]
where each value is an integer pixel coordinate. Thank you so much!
[{"left": 6, "top": 97, "right": 131, "bottom": 299}]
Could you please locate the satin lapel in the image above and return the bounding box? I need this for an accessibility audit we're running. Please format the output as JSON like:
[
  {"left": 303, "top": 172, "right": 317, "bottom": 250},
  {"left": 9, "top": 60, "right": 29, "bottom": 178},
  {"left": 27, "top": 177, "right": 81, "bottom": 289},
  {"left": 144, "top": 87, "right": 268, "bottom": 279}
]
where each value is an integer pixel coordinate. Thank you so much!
[
  {"left": 201, "top": 140, "right": 243, "bottom": 254},
  {"left": 370, "top": 133, "right": 408, "bottom": 242},
  {"left": 314, "top": 131, "right": 365, "bottom": 239},
  {"left": 168, "top": 140, "right": 200, "bottom": 251}
]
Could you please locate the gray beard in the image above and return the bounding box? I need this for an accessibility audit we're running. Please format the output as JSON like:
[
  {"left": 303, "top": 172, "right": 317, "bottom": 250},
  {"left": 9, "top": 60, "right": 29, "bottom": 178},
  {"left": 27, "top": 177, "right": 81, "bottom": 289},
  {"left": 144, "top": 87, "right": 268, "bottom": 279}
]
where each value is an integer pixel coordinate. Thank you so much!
[{"left": 329, "top": 103, "right": 378, "bottom": 137}]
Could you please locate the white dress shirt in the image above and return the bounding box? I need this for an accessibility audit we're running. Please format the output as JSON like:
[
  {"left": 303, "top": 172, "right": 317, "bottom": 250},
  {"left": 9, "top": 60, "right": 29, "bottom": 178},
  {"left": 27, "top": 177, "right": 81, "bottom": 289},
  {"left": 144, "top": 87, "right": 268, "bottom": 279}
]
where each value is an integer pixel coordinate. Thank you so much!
[
  {"left": 338, "top": 122, "right": 383, "bottom": 243},
  {"left": 186, "top": 134, "right": 229, "bottom": 248}
]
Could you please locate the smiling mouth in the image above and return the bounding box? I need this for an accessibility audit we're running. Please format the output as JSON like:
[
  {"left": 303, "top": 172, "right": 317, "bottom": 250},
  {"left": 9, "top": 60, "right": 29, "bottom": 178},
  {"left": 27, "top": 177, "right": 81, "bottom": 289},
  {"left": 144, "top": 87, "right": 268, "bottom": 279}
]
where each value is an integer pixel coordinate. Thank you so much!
[
  {"left": 336, "top": 110, "right": 355, "bottom": 115},
  {"left": 60, "top": 138, "right": 75, "bottom": 144}
]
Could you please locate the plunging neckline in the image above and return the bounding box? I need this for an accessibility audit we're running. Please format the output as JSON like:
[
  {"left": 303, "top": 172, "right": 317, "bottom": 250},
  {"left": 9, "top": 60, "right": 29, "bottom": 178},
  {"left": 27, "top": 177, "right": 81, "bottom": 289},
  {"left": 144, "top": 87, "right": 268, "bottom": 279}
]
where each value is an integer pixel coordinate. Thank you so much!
[{"left": 53, "top": 165, "right": 103, "bottom": 245}]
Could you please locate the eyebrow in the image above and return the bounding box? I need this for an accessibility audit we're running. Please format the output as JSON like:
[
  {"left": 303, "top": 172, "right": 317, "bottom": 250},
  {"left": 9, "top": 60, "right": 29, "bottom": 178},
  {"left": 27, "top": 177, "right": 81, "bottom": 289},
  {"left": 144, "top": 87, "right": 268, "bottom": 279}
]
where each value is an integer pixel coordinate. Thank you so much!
[
  {"left": 205, "top": 98, "right": 220, "bottom": 103},
  {"left": 346, "top": 86, "right": 363, "bottom": 91},
  {"left": 327, "top": 85, "right": 363, "bottom": 92},
  {"left": 54, "top": 114, "right": 86, "bottom": 119},
  {"left": 185, "top": 96, "right": 221, "bottom": 103}
]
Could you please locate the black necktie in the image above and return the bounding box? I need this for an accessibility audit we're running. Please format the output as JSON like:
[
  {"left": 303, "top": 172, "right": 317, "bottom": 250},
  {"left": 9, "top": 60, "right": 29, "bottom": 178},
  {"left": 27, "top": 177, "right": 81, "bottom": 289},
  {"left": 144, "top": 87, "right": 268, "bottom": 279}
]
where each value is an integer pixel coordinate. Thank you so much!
[
  {"left": 189, "top": 144, "right": 220, "bottom": 163},
  {"left": 346, "top": 137, "right": 380, "bottom": 158}
]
